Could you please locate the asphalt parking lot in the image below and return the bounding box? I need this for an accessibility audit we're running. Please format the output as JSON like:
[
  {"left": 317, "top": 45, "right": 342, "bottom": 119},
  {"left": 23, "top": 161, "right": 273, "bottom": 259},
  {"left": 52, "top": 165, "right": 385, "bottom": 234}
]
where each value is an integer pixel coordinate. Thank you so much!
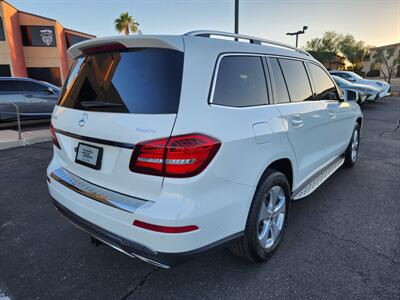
[{"left": 1, "top": 97, "right": 399, "bottom": 300}]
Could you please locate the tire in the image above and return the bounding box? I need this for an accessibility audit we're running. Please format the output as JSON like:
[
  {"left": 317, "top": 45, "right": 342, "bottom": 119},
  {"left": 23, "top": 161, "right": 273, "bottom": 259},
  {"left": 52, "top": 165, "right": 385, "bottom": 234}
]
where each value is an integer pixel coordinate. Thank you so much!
[
  {"left": 343, "top": 123, "right": 360, "bottom": 168},
  {"left": 229, "top": 169, "right": 291, "bottom": 262}
]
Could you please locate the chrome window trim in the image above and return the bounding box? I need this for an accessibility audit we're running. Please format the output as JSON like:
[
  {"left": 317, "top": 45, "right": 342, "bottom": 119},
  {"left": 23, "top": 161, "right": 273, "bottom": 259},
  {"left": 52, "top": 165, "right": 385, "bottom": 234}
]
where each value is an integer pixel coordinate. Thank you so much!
[
  {"left": 50, "top": 168, "right": 152, "bottom": 213},
  {"left": 209, "top": 52, "right": 324, "bottom": 108}
]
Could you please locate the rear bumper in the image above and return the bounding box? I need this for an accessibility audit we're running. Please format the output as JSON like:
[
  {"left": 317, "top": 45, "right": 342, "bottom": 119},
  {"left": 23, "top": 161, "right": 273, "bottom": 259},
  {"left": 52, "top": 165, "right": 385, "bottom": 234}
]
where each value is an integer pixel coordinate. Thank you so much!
[{"left": 53, "top": 198, "right": 242, "bottom": 268}]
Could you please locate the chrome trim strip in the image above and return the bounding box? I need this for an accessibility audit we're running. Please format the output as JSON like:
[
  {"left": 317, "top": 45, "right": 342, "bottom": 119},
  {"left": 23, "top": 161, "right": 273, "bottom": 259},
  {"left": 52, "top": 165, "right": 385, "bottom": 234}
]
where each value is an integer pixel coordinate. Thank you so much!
[
  {"left": 50, "top": 168, "right": 151, "bottom": 213},
  {"left": 54, "top": 128, "right": 135, "bottom": 149}
]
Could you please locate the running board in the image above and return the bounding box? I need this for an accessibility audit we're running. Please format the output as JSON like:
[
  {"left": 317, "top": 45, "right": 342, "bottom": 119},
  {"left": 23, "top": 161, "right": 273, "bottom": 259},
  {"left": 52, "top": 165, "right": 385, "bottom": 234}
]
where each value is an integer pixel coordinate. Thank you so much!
[{"left": 292, "top": 157, "right": 345, "bottom": 200}]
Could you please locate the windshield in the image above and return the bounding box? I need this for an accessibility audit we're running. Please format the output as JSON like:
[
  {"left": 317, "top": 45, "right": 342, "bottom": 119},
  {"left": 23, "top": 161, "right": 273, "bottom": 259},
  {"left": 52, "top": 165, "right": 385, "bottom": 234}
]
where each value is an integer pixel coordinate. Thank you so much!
[
  {"left": 58, "top": 48, "right": 184, "bottom": 114},
  {"left": 349, "top": 72, "right": 363, "bottom": 80},
  {"left": 332, "top": 75, "right": 351, "bottom": 87}
]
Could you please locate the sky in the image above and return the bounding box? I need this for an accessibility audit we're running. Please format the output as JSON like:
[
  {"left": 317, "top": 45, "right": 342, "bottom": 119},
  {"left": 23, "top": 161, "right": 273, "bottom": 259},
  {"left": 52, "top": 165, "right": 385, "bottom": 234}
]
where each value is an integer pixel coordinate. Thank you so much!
[{"left": 8, "top": 0, "right": 400, "bottom": 48}]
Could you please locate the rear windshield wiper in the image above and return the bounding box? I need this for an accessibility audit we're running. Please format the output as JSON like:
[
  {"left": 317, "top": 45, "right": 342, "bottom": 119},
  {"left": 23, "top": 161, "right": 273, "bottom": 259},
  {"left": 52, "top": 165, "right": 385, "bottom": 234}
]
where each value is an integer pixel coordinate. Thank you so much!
[{"left": 80, "top": 101, "right": 123, "bottom": 108}]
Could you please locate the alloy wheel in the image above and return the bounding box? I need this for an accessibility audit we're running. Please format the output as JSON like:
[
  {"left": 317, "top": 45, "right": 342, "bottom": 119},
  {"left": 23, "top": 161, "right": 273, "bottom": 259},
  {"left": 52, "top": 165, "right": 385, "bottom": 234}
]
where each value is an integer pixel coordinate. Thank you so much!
[
  {"left": 351, "top": 129, "right": 359, "bottom": 162},
  {"left": 257, "top": 185, "right": 286, "bottom": 249}
]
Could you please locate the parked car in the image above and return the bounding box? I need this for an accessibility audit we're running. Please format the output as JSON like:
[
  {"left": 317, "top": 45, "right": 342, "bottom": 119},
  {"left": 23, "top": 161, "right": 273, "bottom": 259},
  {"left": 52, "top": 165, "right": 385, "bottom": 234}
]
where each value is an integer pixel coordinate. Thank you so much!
[
  {"left": 0, "top": 77, "right": 60, "bottom": 123},
  {"left": 47, "top": 31, "right": 363, "bottom": 268},
  {"left": 329, "top": 70, "right": 391, "bottom": 98},
  {"left": 332, "top": 75, "right": 379, "bottom": 104}
]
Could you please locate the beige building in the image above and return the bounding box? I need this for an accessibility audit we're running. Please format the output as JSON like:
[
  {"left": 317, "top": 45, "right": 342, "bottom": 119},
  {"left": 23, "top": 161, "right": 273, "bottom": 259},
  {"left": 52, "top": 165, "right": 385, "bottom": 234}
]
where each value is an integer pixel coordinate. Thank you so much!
[
  {"left": 363, "top": 43, "right": 400, "bottom": 78},
  {"left": 0, "top": 0, "right": 95, "bottom": 86}
]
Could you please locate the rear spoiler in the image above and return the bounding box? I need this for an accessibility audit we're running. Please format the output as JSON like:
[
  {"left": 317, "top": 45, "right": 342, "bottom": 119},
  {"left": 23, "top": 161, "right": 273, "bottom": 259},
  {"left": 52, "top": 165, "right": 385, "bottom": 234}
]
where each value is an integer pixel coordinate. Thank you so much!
[{"left": 67, "top": 35, "right": 184, "bottom": 59}]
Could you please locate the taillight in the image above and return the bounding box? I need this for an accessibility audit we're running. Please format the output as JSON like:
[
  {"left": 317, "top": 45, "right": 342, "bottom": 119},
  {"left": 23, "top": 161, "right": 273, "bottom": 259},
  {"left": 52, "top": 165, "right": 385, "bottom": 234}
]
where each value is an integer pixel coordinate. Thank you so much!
[
  {"left": 50, "top": 124, "right": 61, "bottom": 149},
  {"left": 130, "top": 133, "right": 221, "bottom": 178}
]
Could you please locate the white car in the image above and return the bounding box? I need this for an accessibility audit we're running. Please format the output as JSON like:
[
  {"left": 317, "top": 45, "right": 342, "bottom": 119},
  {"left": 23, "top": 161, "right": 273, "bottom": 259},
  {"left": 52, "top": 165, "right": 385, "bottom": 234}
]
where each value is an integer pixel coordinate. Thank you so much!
[
  {"left": 47, "top": 31, "right": 363, "bottom": 268},
  {"left": 331, "top": 75, "right": 380, "bottom": 103},
  {"left": 329, "top": 70, "right": 391, "bottom": 98}
]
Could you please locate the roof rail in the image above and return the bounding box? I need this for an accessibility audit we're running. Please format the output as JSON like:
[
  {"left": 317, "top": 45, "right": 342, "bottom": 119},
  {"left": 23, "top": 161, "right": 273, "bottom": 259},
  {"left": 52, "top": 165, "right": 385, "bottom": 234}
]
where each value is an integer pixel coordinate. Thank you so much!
[{"left": 184, "top": 30, "right": 309, "bottom": 56}]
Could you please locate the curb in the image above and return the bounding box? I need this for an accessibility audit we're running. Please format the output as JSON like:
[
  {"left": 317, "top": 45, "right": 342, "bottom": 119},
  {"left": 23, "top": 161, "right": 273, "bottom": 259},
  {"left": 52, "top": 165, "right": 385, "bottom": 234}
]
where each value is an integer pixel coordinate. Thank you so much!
[{"left": 0, "top": 129, "right": 51, "bottom": 150}]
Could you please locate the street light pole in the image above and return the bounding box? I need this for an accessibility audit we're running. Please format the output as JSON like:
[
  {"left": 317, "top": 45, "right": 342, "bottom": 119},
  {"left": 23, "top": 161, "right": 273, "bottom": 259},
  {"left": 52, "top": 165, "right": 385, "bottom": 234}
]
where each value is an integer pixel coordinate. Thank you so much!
[
  {"left": 286, "top": 26, "right": 308, "bottom": 48},
  {"left": 234, "top": 0, "right": 239, "bottom": 34}
]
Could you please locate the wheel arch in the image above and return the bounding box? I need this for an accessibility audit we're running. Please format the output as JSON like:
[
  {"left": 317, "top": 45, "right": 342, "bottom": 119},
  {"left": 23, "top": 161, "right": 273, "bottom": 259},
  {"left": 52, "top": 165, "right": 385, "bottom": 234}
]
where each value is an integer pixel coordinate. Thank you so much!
[
  {"left": 257, "top": 158, "right": 294, "bottom": 192},
  {"left": 356, "top": 117, "right": 362, "bottom": 130}
]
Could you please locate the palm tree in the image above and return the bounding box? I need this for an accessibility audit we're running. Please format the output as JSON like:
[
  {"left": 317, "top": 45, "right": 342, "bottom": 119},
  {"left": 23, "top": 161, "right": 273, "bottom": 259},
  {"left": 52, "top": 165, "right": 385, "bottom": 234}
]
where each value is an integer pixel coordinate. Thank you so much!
[{"left": 114, "top": 12, "right": 139, "bottom": 35}]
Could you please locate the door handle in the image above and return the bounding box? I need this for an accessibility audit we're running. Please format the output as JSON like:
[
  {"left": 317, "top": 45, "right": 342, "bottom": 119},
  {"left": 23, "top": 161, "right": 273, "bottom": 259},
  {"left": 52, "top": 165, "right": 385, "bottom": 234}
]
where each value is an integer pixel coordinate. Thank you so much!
[
  {"left": 291, "top": 117, "right": 304, "bottom": 127},
  {"left": 25, "top": 95, "right": 33, "bottom": 98},
  {"left": 329, "top": 111, "right": 337, "bottom": 119}
]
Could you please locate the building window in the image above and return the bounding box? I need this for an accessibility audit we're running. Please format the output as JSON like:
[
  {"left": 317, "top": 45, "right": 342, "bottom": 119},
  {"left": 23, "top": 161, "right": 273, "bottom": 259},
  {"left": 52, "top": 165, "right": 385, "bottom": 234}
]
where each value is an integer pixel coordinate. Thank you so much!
[
  {"left": 21, "top": 26, "right": 57, "bottom": 47},
  {"left": 0, "top": 17, "right": 5, "bottom": 41},
  {"left": 0, "top": 65, "right": 11, "bottom": 76},
  {"left": 27, "top": 67, "right": 61, "bottom": 86},
  {"left": 65, "top": 33, "right": 90, "bottom": 49}
]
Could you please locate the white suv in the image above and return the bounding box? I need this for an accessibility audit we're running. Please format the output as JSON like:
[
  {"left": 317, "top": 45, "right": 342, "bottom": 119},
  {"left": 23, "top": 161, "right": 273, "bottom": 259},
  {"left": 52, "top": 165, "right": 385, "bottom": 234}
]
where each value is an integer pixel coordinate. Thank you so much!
[{"left": 47, "top": 31, "right": 363, "bottom": 268}]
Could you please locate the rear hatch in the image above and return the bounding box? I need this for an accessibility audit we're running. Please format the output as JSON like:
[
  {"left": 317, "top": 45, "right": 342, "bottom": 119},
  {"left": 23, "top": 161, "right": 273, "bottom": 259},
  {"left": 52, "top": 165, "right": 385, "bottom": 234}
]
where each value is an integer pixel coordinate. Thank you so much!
[{"left": 52, "top": 37, "right": 184, "bottom": 200}]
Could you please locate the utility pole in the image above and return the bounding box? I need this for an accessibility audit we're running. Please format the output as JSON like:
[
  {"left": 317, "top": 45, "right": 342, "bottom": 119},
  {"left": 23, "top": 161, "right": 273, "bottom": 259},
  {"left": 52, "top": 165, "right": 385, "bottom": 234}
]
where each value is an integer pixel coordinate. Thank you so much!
[
  {"left": 234, "top": 0, "right": 239, "bottom": 34},
  {"left": 286, "top": 26, "right": 308, "bottom": 48}
]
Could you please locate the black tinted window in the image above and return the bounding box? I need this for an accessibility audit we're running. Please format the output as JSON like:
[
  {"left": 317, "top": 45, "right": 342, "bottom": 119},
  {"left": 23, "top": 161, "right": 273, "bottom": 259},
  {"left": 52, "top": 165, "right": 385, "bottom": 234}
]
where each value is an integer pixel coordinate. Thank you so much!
[
  {"left": 308, "top": 64, "right": 338, "bottom": 100},
  {"left": 0, "top": 17, "right": 5, "bottom": 41},
  {"left": 279, "top": 59, "right": 313, "bottom": 102},
  {"left": 0, "top": 81, "right": 23, "bottom": 92},
  {"left": 270, "top": 58, "right": 290, "bottom": 104},
  {"left": 58, "top": 48, "right": 183, "bottom": 114},
  {"left": 21, "top": 26, "right": 57, "bottom": 47},
  {"left": 0, "top": 65, "right": 11, "bottom": 76},
  {"left": 213, "top": 56, "right": 268, "bottom": 107},
  {"left": 65, "top": 33, "right": 90, "bottom": 49},
  {"left": 21, "top": 81, "right": 48, "bottom": 93},
  {"left": 27, "top": 67, "right": 61, "bottom": 87}
]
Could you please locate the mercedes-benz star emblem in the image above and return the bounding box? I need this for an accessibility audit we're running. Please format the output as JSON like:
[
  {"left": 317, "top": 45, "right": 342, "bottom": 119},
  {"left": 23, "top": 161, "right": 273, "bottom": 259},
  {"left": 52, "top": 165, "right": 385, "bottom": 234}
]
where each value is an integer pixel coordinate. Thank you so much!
[{"left": 79, "top": 113, "right": 88, "bottom": 127}]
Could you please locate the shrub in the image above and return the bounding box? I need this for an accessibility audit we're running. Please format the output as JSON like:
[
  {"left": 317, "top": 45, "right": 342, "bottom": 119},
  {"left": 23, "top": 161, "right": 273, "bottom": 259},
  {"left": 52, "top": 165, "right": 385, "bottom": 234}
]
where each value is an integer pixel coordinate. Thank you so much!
[{"left": 366, "top": 69, "right": 380, "bottom": 77}]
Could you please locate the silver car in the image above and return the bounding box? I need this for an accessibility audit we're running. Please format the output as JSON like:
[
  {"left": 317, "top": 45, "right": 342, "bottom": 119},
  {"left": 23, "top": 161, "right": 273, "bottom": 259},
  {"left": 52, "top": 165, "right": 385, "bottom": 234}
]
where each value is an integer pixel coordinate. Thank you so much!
[
  {"left": 332, "top": 75, "right": 379, "bottom": 104},
  {"left": 0, "top": 77, "right": 60, "bottom": 123}
]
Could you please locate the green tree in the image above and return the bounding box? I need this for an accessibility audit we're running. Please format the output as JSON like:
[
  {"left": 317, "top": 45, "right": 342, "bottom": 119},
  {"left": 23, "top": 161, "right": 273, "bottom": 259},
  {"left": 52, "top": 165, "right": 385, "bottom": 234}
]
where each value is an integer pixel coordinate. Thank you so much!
[
  {"left": 305, "top": 32, "right": 370, "bottom": 75},
  {"left": 337, "top": 34, "right": 369, "bottom": 74},
  {"left": 372, "top": 47, "right": 399, "bottom": 83},
  {"left": 305, "top": 31, "right": 340, "bottom": 52},
  {"left": 115, "top": 12, "right": 139, "bottom": 35}
]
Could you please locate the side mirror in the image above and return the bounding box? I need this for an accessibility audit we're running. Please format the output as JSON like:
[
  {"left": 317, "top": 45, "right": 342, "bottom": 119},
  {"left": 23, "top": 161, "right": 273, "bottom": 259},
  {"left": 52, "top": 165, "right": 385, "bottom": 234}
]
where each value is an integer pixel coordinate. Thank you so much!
[
  {"left": 343, "top": 89, "right": 358, "bottom": 101},
  {"left": 46, "top": 87, "right": 55, "bottom": 94}
]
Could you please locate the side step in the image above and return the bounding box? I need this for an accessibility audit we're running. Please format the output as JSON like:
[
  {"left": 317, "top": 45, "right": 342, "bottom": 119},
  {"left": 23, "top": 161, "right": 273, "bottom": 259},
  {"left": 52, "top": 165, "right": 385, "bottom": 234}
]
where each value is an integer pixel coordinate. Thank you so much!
[{"left": 292, "top": 157, "right": 345, "bottom": 200}]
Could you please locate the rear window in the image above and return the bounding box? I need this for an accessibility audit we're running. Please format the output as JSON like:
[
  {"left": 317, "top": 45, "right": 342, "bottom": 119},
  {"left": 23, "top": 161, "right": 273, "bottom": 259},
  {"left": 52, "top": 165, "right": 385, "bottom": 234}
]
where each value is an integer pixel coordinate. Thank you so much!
[{"left": 58, "top": 48, "right": 184, "bottom": 114}]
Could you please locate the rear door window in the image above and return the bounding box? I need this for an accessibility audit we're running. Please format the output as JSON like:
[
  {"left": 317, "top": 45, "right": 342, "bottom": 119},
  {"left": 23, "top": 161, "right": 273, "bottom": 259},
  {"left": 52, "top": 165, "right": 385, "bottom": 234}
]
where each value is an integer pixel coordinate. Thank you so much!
[
  {"left": 21, "top": 81, "right": 48, "bottom": 93},
  {"left": 212, "top": 56, "right": 268, "bottom": 107},
  {"left": 58, "top": 48, "right": 184, "bottom": 114},
  {"left": 278, "top": 59, "right": 313, "bottom": 102},
  {"left": 307, "top": 63, "right": 338, "bottom": 100},
  {"left": 269, "top": 58, "right": 290, "bottom": 104}
]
